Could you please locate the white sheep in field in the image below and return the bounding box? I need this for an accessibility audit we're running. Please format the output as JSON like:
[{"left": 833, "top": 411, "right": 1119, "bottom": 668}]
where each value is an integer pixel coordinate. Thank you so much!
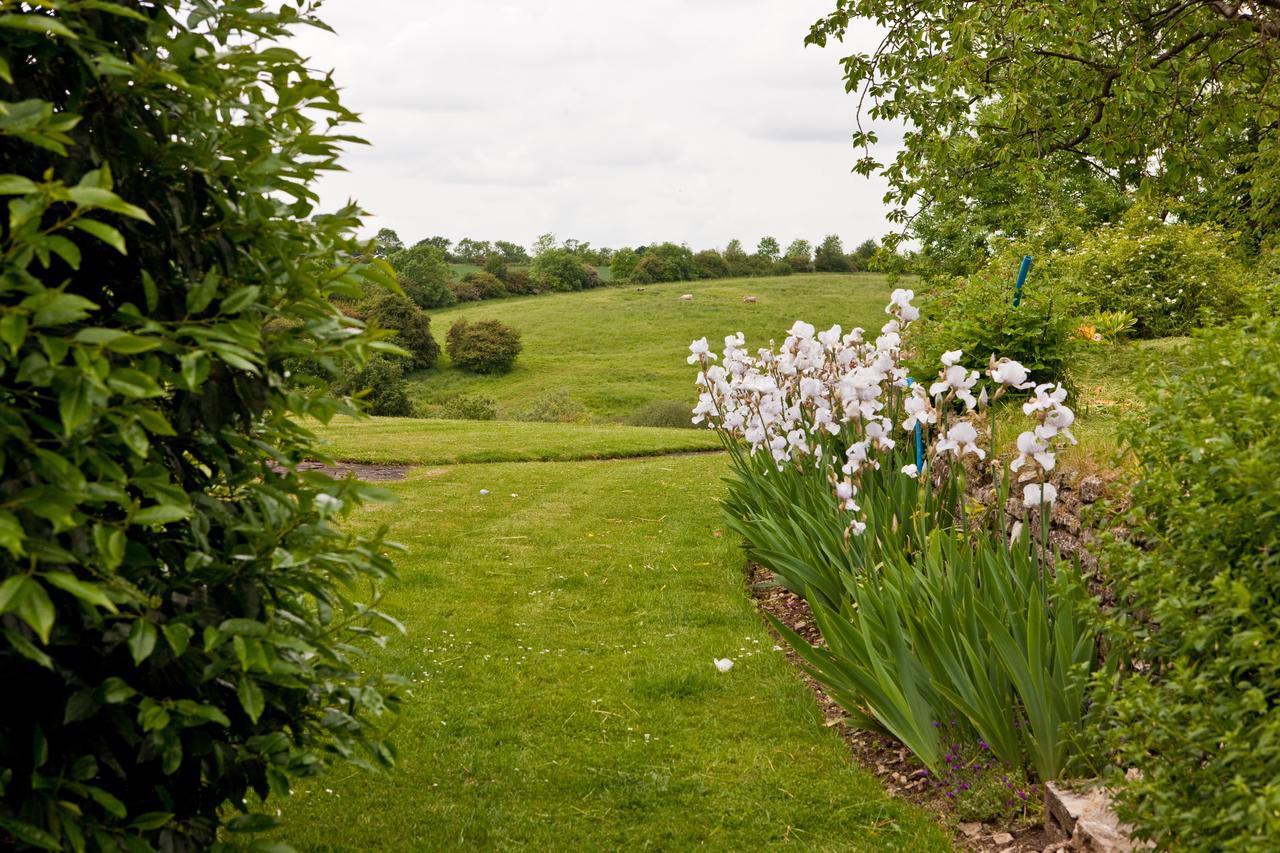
[
  {"left": 742, "top": 295, "right": 757, "bottom": 304},
  {"left": 679, "top": 293, "right": 693, "bottom": 301}
]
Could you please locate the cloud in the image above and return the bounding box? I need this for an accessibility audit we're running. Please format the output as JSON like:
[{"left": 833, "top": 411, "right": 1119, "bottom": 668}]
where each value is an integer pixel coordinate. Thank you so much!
[{"left": 290, "top": 0, "right": 902, "bottom": 249}]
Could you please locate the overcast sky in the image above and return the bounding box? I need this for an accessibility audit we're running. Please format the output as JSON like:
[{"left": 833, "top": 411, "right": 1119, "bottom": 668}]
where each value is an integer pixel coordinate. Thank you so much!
[{"left": 292, "top": 0, "right": 898, "bottom": 253}]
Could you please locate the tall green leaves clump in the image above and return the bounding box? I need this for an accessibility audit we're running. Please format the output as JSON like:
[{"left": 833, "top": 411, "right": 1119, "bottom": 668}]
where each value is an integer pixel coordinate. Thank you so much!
[
  {"left": 0, "top": 3, "right": 406, "bottom": 849},
  {"left": 1101, "top": 319, "right": 1280, "bottom": 848}
]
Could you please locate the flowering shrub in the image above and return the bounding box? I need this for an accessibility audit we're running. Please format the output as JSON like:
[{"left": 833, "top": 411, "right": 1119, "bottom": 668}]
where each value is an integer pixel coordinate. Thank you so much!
[
  {"left": 446, "top": 319, "right": 523, "bottom": 374},
  {"left": 688, "top": 290, "right": 1097, "bottom": 781}
]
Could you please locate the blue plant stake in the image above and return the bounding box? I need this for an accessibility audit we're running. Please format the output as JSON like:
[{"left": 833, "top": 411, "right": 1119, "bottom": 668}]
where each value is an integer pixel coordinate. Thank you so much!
[
  {"left": 906, "top": 377, "right": 925, "bottom": 471},
  {"left": 1013, "top": 255, "right": 1032, "bottom": 307}
]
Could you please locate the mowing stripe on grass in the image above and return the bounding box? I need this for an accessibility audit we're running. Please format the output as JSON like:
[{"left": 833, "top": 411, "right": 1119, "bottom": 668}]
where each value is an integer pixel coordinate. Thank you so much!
[{"left": 278, "top": 454, "right": 950, "bottom": 850}]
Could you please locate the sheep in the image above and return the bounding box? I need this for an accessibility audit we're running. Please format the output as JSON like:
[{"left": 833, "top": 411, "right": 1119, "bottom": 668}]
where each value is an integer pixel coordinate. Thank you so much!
[
  {"left": 742, "top": 295, "right": 758, "bottom": 304},
  {"left": 679, "top": 293, "right": 693, "bottom": 301}
]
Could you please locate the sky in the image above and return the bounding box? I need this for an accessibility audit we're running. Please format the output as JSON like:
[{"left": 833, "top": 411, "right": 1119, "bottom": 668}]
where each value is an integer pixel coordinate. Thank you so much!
[{"left": 291, "top": 0, "right": 899, "bottom": 253}]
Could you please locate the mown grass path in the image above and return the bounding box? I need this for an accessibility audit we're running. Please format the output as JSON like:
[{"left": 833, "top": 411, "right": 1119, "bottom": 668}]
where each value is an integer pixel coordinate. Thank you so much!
[{"left": 279, "top": 445, "right": 949, "bottom": 850}]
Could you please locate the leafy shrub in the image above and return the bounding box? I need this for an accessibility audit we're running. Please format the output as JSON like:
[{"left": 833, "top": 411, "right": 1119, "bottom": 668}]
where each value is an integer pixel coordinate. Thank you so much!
[
  {"left": 693, "top": 250, "right": 730, "bottom": 280},
  {"left": 770, "top": 260, "right": 794, "bottom": 277},
  {"left": 530, "top": 248, "right": 590, "bottom": 291},
  {"left": 445, "top": 319, "right": 523, "bottom": 374},
  {"left": 365, "top": 294, "right": 439, "bottom": 370},
  {"left": 516, "top": 389, "right": 586, "bottom": 423},
  {"left": 609, "top": 248, "right": 639, "bottom": 281},
  {"left": 333, "top": 357, "right": 415, "bottom": 417},
  {"left": 1056, "top": 205, "right": 1254, "bottom": 337},
  {"left": 909, "top": 259, "right": 1081, "bottom": 386},
  {"left": 448, "top": 280, "right": 484, "bottom": 302},
  {"left": 583, "top": 264, "right": 601, "bottom": 289},
  {"left": 389, "top": 243, "right": 456, "bottom": 309},
  {"left": 625, "top": 400, "right": 698, "bottom": 429},
  {"left": 482, "top": 253, "right": 508, "bottom": 281},
  {"left": 0, "top": 5, "right": 404, "bottom": 849},
  {"left": 630, "top": 243, "right": 698, "bottom": 283},
  {"left": 438, "top": 395, "right": 498, "bottom": 421},
  {"left": 504, "top": 269, "right": 536, "bottom": 295},
  {"left": 1100, "top": 319, "right": 1280, "bottom": 848},
  {"left": 462, "top": 271, "right": 508, "bottom": 300}
]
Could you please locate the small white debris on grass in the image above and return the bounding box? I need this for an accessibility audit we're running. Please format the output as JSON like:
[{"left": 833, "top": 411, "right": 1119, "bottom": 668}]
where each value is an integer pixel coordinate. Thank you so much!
[
  {"left": 479, "top": 489, "right": 490, "bottom": 495},
  {"left": 713, "top": 658, "right": 734, "bottom": 672}
]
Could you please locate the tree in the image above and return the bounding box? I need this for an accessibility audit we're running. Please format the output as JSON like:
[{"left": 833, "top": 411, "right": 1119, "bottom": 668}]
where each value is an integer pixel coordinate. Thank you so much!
[
  {"left": 723, "top": 239, "right": 751, "bottom": 277},
  {"left": 373, "top": 227, "right": 404, "bottom": 258},
  {"left": 757, "top": 236, "right": 781, "bottom": 261},
  {"left": 445, "top": 319, "right": 523, "bottom": 374},
  {"left": 693, "top": 249, "right": 730, "bottom": 280},
  {"left": 610, "top": 247, "right": 640, "bottom": 280},
  {"left": 0, "top": 4, "right": 403, "bottom": 848},
  {"left": 629, "top": 243, "right": 698, "bottom": 283},
  {"left": 493, "top": 240, "right": 530, "bottom": 264},
  {"left": 809, "top": 1, "right": 1280, "bottom": 249},
  {"left": 389, "top": 243, "right": 456, "bottom": 309},
  {"left": 415, "top": 235, "right": 453, "bottom": 257},
  {"left": 530, "top": 248, "right": 590, "bottom": 291},
  {"left": 785, "top": 239, "right": 814, "bottom": 272},
  {"left": 453, "top": 238, "right": 491, "bottom": 264},
  {"left": 814, "top": 234, "right": 852, "bottom": 272},
  {"left": 366, "top": 295, "right": 440, "bottom": 370},
  {"left": 533, "top": 233, "right": 558, "bottom": 256},
  {"left": 483, "top": 253, "right": 509, "bottom": 281}
]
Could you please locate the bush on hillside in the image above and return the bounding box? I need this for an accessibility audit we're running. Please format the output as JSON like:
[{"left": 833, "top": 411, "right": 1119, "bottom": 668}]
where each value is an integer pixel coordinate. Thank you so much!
[
  {"left": 438, "top": 395, "right": 498, "bottom": 421},
  {"left": 462, "top": 271, "right": 509, "bottom": 300},
  {"left": 610, "top": 248, "right": 639, "bottom": 281},
  {"left": 908, "top": 264, "right": 1081, "bottom": 386},
  {"left": 515, "top": 389, "right": 586, "bottom": 423},
  {"left": 1056, "top": 204, "right": 1254, "bottom": 337},
  {"left": 390, "top": 243, "right": 456, "bottom": 309},
  {"left": 630, "top": 243, "right": 698, "bottom": 283},
  {"left": 365, "top": 294, "right": 440, "bottom": 370},
  {"left": 333, "top": 357, "right": 415, "bottom": 417},
  {"left": 1100, "top": 318, "right": 1280, "bottom": 848},
  {"left": 445, "top": 319, "right": 523, "bottom": 374},
  {"left": 693, "top": 249, "right": 730, "bottom": 279},
  {"left": 504, "top": 269, "right": 536, "bottom": 295},
  {"left": 530, "top": 248, "right": 592, "bottom": 291},
  {"left": 0, "top": 5, "right": 403, "bottom": 849},
  {"left": 483, "top": 253, "right": 509, "bottom": 281},
  {"left": 626, "top": 400, "right": 699, "bottom": 429}
]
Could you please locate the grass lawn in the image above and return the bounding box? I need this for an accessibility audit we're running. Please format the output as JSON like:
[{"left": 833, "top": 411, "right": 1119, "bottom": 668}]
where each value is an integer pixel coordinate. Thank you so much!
[
  {"left": 310, "top": 416, "right": 721, "bottom": 465},
  {"left": 275, "top": 439, "right": 950, "bottom": 850},
  {"left": 410, "top": 273, "right": 890, "bottom": 421}
]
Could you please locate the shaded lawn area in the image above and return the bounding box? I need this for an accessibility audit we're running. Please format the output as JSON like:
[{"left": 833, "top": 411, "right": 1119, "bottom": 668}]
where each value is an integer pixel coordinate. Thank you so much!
[
  {"left": 278, "top": 453, "right": 949, "bottom": 850},
  {"left": 309, "top": 417, "right": 722, "bottom": 465}
]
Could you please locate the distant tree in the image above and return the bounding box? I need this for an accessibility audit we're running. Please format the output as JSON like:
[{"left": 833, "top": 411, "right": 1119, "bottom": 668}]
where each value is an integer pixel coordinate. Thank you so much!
[
  {"left": 483, "top": 253, "right": 509, "bottom": 281},
  {"left": 494, "top": 240, "right": 531, "bottom": 264},
  {"left": 693, "top": 249, "right": 730, "bottom": 280},
  {"left": 630, "top": 243, "right": 698, "bottom": 283},
  {"left": 389, "top": 243, "right": 456, "bottom": 308},
  {"left": 533, "top": 233, "right": 558, "bottom": 256},
  {"left": 723, "top": 239, "right": 751, "bottom": 277},
  {"left": 415, "top": 235, "right": 453, "bottom": 257},
  {"left": 757, "top": 236, "right": 781, "bottom": 261},
  {"left": 454, "top": 238, "right": 492, "bottom": 264},
  {"left": 596, "top": 247, "right": 615, "bottom": 265},
  {"left": 785, "top": 238, "right": 814, "bottom": 272},
  {"left": 365, "top": 294, "right": 440, "bottom": 370},
  {"left": 610, "top": 247, "right": 640, "bottom": 280},
  {"left": 814, "top": 234, "right": 852, "bottom": 272},
  {"left": 530, "top": 248, "right": 591, "bottom": 291},
  {"left": 373, "top": 227, "right": 404, "bottom": 258}
]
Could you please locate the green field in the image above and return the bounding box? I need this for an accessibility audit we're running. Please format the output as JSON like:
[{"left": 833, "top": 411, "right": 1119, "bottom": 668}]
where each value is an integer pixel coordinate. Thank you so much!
[
  {"left": 276, "top": 429, "right": 950, "bottom": 850},
  {"left": 412, "top": 273, "right": 889, "bottom": 420}
]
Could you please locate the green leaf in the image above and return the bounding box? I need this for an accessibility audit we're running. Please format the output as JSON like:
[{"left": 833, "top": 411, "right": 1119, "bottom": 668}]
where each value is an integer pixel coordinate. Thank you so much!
[
  {"left": 99, "top": 677, "right": 136, "bottom": 704},
  {"left": 0, "top": 509, "right": 24, "bottom": 557},
  {"left": 0, "top": 313, "right": 27, "bottom": 356},
  {"left": 93, "top": 525, "right": 125, "bottom": 570},
  {"left": 0, "top": 817, "right": 62, "bottom": 852},
  {"left": 131, "top": 504, "right": 190, "bottom": 526},
  {"left": 0, "top": 14, "right": 78, "bottom": 40},
  {"left": 129, "top": 813, "right": 174, "bottom": 831},
  {"left": 141, "top": 270, "right": 158, "bottom": 311},
  {"left": 86, "top": 785, "right": 127, "bottom": 819},
  {"left": 187, "top": 267, "right": 220, "bottom": 314},
  {"left": 220, "top": 286, "right": 261, "bottom": 315},
  {"left": 127, "top": 619, "right": 157, "bottom": 664},
  {"left": 106, "top": 367, "right": 163, "bottom": 398},
  {"left": 58, "top": 380, "right": 93, "bottom": 436},
  {"left": 0, "top": 174, "right": 39, "bottom": 195},
  {"left": 71, "top": 218, "right": 127, "bottom": 254},
  {"left": 43, "top": 572, "right": 118, "bottom": 613},
  {"left": 22, "top": 291, "right": 98, "bottom": 327},
  {"left": 237, "top": 676, "right": 265, "bottom": 724},
  {"left": 0, "top": 55, "right": 10, "bottom": 85},
  {"left": 162, "top": 623, "right": 193, "bottom": 656},
  {"left": 4, "top": 627, "right": 53, "bottom": 669},
  {"left": 14, "top": 577, "right": 55, "bottom": 644},
  {"left": 66, "top": 186, "right": 152, "bottom": 222}
]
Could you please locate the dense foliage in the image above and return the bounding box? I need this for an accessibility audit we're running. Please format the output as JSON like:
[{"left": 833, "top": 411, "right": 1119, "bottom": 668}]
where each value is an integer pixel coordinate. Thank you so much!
[
  {"left": 445, "top": 319, "right": 523, "bottom": 374},
  {"left": 529, "top": 248, "right": 595, "bottom": 292},
  {"left": 388, "top": 243, "right": 455, "bottom": 309},
  {"left": 0, "top": 3, "right": 404, "bottom": 850},
  {"left": 332, "top": 357, "right": 415, "bottom": 418},
  {"left": 1100, "top": 319, "right": 1280, "bottom": 849},
  {"left": 365, "top": 295, "right": 439, "bottom": 370},
  {"left": 809, "top": 1, "right": 1280, "bottom": 248},
  {"left": 630, "top": 243, "right": 697, "bottom": 284}
]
